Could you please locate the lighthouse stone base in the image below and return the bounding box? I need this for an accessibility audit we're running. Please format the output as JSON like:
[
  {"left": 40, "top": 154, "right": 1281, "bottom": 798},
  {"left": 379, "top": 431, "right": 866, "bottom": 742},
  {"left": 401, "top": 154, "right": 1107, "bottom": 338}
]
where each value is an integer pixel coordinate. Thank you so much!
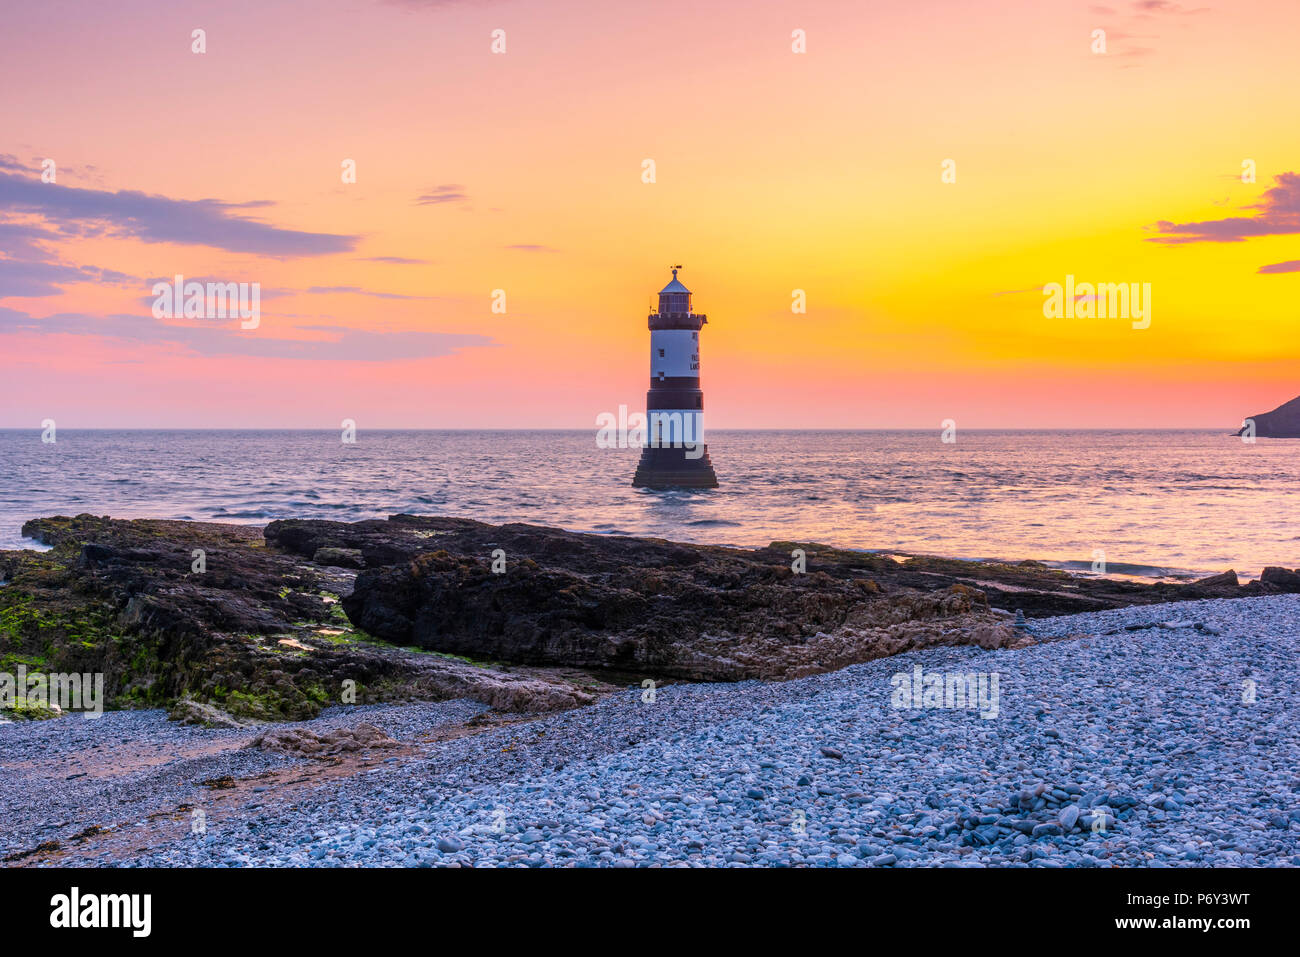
[{"left": 632, "top": 444, "right": 719, "bottom": 488}]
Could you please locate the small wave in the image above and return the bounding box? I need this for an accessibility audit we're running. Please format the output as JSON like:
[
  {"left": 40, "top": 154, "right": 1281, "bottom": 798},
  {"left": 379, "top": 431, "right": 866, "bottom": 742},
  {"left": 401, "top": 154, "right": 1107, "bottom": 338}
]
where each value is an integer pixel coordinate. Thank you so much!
[
  {"left": 11, "top": 536, "right": 53, "bottom": 553},
  {"left": 1047, "top": 559, "right": 1202, "bottom": 581}
]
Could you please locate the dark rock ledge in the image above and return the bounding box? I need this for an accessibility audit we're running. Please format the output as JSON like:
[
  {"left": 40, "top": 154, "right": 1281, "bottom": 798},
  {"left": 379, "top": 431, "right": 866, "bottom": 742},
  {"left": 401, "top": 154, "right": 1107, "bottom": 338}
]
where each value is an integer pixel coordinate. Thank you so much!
[{"left": 2, "top": 513, "right": 1293, "bottom": 724}]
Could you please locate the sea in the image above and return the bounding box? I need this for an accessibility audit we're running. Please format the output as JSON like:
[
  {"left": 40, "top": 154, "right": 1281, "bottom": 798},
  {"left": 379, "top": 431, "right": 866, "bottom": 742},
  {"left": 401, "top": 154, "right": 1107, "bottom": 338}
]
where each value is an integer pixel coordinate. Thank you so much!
[{"left": 0, "top": 429, "right": 1293, "bottom": 582}]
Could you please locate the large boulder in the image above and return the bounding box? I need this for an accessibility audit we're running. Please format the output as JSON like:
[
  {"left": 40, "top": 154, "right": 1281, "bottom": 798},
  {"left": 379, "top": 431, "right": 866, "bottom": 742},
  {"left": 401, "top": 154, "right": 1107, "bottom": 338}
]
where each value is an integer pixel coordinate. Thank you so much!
[
  {"left": 332, "top": 516, "right": 1291, "bottom": 680},
  {"left": 1261, "top": 566, "right": 1300, "bottom": 588},
  {"left": 338, "top": 521, "right": 1015, "bottom": 680}
]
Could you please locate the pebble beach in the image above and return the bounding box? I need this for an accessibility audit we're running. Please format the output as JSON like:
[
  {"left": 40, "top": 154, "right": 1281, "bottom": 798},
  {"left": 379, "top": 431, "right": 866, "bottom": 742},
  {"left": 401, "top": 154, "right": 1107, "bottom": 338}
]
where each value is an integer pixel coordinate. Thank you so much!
[{"left": 3, "top": 593, "right": 1297, "bottom": 867}]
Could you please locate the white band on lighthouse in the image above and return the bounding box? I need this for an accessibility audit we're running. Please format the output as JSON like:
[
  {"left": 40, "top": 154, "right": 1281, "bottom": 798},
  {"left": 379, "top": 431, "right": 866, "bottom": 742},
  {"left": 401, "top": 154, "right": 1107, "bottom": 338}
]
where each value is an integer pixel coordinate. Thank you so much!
[{"left": 650, "top": 330, "right": 700, "bottom": 379}]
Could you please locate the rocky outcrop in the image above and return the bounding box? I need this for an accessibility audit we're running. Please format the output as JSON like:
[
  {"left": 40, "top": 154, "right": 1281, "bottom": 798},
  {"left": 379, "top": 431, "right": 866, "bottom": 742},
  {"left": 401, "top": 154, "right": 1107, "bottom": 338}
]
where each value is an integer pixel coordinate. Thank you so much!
[
  {"left": 5, "top": 513, "right": 1296, "bottom": 717},
  {"left": 336, "top": 540, "right": 1037, "bottom": 680},
  {"left": 258, "top": 515, "right": 1290, "bottom": 682},
  {"left": 3, "top": 514, "right": 599, "bottom": 722},
  {"left": 1238, "top": 394, "right": 1300, "bottom": 438}
]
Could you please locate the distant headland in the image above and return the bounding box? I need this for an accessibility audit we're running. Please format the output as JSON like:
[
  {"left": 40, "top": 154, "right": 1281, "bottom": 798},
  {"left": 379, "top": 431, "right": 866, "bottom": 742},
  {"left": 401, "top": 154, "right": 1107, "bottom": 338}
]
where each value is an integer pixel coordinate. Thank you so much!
[{"left": 1238, "top": 394, "right": 1300, "bottom": 438}]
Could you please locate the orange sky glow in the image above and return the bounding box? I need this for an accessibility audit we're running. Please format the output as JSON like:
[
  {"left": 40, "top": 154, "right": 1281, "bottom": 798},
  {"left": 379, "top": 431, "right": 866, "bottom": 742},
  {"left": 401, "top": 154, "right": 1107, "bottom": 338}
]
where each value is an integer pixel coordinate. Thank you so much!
[{"left": 2, "top": 0, "right": 1299, "bottom": 428}]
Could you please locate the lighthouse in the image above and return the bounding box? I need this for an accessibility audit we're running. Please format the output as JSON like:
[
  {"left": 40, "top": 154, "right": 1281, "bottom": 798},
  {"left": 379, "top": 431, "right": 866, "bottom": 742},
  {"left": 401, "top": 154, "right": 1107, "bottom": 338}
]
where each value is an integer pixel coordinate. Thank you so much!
[{"left": 632, "top": 267, "right": 719, "bottom": 488}]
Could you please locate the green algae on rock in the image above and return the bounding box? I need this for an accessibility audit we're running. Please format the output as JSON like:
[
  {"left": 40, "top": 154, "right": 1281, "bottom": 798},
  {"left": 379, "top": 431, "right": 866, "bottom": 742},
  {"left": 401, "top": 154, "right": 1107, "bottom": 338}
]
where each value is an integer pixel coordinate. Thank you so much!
[{"left": 3, "top": 515, "right": 597, "bottom": 723}]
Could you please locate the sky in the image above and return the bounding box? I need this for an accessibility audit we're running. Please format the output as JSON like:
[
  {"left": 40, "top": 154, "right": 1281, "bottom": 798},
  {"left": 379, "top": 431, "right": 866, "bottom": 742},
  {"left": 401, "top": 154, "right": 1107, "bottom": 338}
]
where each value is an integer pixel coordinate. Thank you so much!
[{"left": 2, "top": 0, "right": 1299, "bottom": 429}]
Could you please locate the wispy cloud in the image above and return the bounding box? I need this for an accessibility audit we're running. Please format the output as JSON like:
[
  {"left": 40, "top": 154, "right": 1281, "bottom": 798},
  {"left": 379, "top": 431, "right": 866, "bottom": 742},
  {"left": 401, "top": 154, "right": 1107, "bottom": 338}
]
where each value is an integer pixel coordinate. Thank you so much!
[
  {"left": 358, "top": 256, "right": 431, "bottom": 265},
  {"left": 0, "top": 153, "right": 106, "bottom": 185},
  {"left": 414, "top": 184, "right": 468, "bottom": 206},
  {"left": 1093, "top": 0, "right": 1211, "bottom": 63},
  {"left": 0, "top": 171, "right": 356, "bottom": 256},
  {"left": 0, "top": 306, "right": 494, "bottom": 361},
  {"left": 1149, "top": 171, "right": 1300, "bottom": 244},
  {"left": 504, "top": 244, "right": 557, "bottom": 253},
  {"left": 1257, "top": 260, "right": 1300, "bottom": 274},
  {"left": 304, "top": 285, "right": 433, "bottom": 300},
  {"left": 1131, "top": 0, "right": 1209, "bottom": 15},
  {"left": 0, "top": 220, "right": 64, "bottom": 262},
  {"left": 381, "top": 1, "right": 493, "bottom": 9},
  {"left": 0, "top": 258, "right": 136, "bottom": 298}
]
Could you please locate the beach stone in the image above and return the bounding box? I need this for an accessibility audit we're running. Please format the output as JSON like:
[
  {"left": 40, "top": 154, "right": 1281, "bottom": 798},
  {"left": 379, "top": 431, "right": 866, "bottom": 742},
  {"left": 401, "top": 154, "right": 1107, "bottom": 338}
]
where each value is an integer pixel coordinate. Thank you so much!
[{"left": 312, "top": 547, "right": 365, "bottom": 569}]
